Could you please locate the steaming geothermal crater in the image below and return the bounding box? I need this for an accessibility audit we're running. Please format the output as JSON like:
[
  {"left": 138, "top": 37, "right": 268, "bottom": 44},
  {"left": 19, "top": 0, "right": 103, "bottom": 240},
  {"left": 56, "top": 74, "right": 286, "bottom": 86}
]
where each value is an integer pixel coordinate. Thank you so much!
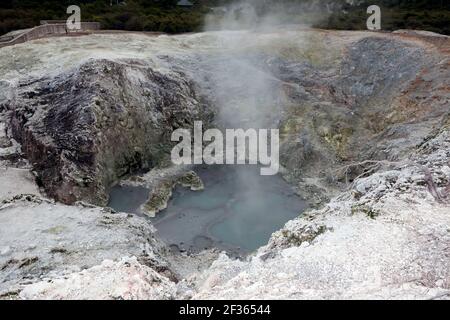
[{"left": 1, "top": 28, "right": 449, "bottom": 299}]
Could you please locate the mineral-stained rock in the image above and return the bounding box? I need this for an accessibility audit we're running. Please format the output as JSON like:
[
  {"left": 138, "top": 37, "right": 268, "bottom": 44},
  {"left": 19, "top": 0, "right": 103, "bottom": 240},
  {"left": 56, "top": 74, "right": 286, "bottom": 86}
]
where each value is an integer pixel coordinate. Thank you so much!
[
  {"left": 178, "top": 171, "right": 204, "bottom": 191},
  {"left": 142, "top": 171, "right": 204, "bottom": 217},
  {"left": 143, "top": 180, "right": 174, "bottom": 217}
]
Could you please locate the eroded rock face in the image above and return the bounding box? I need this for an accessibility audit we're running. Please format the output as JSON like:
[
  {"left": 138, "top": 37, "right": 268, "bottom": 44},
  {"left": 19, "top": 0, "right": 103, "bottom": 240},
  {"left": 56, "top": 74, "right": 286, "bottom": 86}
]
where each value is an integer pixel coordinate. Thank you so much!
[
  {"left": 274, "top": 35, "right": 450, "bottom": 200},
  {"left": 10, "top": 58, "right": 213, "bottom": 205}
]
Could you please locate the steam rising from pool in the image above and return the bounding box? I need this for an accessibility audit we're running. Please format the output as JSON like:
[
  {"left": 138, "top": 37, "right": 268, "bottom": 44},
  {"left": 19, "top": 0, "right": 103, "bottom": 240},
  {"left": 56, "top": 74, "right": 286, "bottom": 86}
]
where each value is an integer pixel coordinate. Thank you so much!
[{"left": 108, "top": 1, "right": 324, "bottom": 255}]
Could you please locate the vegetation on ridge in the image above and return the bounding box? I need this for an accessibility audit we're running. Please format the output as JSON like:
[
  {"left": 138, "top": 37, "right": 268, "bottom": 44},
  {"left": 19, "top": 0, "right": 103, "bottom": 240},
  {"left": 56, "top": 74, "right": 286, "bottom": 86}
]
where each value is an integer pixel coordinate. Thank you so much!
[{"left": 0, "top": 0, "right": 449, "bottom": 36}]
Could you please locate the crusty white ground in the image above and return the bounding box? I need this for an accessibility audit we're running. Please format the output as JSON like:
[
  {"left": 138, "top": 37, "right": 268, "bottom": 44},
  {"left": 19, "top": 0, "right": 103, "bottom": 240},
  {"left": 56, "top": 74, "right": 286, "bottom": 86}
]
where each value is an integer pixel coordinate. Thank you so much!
[
  {"left": 19, "top": 257, "right": 176, "bottom": 300},
  {"left": 191, "top": 131, "right": 450, "bottom": 300},
  {"left": 192, "top": 197, "right": 449, "bottom": 300},
  {"left": 0, "top": 168, "right": 40, "bottom": 201}
]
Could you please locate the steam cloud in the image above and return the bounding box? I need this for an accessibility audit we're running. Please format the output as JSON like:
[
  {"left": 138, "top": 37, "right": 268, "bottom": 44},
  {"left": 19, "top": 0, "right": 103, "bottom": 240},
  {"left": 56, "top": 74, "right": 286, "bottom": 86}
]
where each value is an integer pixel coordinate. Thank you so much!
[
  {"left": 197, "top": 0, "right": 333, "bottom": 185},
  {"left": 200, "top": 0, "right": 339, "bottom": 130},
  {"left": 204, "top": 0, "right": 346, "bottom": 32}
]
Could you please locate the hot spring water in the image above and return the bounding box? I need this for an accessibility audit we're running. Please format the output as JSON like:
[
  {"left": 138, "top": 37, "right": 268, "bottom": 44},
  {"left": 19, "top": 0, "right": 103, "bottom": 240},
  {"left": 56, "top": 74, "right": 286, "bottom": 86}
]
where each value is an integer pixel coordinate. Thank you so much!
[{"left": 108, "top": 166, "right": 306, "bottom": 255}]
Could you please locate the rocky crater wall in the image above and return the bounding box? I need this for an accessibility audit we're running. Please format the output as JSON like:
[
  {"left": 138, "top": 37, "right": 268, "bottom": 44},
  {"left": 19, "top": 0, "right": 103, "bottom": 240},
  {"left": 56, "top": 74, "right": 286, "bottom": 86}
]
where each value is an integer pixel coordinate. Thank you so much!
[
  {"left": 10, "top": 58, "right": 213, "bottom": 205},
  {"left": 4, "top": 31, "right": 450, "bottom": 208}
]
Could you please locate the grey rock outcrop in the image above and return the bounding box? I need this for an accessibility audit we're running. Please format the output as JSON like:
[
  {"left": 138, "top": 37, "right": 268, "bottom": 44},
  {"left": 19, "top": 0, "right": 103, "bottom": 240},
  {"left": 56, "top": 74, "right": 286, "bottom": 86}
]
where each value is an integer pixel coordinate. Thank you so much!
[{"left": 10, "top": 58, "right": 213, "bottom": 205}]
